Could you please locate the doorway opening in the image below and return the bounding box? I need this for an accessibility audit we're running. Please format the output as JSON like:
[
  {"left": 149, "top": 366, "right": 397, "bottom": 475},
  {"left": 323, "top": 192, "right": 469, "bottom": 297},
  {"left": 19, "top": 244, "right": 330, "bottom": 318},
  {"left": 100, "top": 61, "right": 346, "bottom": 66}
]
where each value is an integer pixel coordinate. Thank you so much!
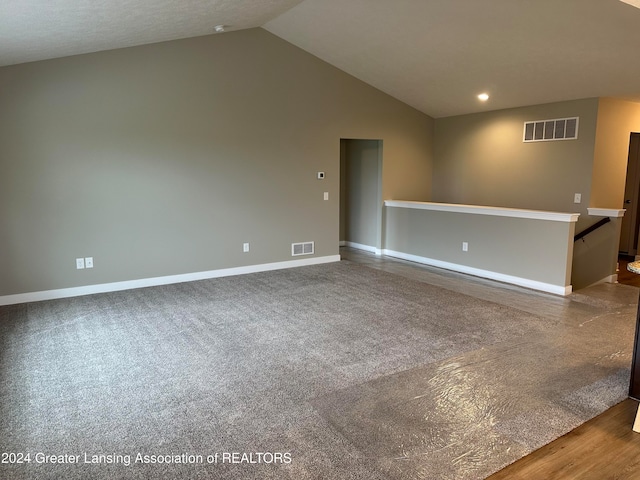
[
  {"left": 619, "top": 132, "right": 640, "bottom": 257},
  {"left": 339, "top": 139, "right": 383, "bottom": 253}
]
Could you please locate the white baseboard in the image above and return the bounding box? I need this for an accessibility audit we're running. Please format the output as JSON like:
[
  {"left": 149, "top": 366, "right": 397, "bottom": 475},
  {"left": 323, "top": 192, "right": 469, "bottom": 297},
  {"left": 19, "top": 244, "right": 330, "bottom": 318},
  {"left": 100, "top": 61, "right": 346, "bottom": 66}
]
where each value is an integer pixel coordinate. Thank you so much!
[
  {"left": 343, "top": 241, "right": 382, "bottom": 255},
  {"left": 382, "top": 249, "right": 572, "bottom": 296},
  {"left": 0, "top": 255, "right": 341, "bottom": 306}
]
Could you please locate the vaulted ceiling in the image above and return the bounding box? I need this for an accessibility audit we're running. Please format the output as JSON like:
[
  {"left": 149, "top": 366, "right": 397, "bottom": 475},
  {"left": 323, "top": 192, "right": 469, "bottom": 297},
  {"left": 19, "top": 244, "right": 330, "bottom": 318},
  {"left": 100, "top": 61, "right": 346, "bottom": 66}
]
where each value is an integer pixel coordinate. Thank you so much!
[{"left": 2, "top": 0, "right": 640, "bottom": 118}]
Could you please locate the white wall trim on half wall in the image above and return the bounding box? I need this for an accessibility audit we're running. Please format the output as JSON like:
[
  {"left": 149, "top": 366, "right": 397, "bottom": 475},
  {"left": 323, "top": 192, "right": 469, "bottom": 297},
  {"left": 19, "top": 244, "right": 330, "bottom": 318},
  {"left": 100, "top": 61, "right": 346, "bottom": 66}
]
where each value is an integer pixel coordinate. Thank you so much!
[
  {"left": 385, "top": 200, "right": 580, "bottom": 223},
  {"left": 587, "top": 208, "right": 626, "bottom": 218},
  {"left": 382, "top": 249, "right": 572, "bottom": 296},
  {"left": 0, "top": 255, "right": 341, "bottom": 306}
]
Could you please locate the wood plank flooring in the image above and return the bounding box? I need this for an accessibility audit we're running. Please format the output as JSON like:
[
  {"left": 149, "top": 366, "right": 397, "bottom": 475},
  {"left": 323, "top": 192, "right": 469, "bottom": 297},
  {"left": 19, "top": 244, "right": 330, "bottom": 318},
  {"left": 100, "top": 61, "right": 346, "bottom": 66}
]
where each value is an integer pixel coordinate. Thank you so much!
[
  {"left": 618, "top": 256, "right": 640, "bottom": 288},
  {"left": 490, "top": 255, "right": 640, "bottom": 480},
  {"left": 487, "top": 399, "right": 640, "bottom": 480}
]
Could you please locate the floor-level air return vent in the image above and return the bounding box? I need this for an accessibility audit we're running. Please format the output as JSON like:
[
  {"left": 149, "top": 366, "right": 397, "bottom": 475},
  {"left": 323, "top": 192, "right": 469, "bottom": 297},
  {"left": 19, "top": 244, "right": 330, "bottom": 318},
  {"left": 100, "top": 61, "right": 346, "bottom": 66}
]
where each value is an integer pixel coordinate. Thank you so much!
[
  {"left": 291, "top": 241, "right": 314, "bottom": 256},
  {"left": 523, "top": 117, "right": 579, "bottom": 142}
]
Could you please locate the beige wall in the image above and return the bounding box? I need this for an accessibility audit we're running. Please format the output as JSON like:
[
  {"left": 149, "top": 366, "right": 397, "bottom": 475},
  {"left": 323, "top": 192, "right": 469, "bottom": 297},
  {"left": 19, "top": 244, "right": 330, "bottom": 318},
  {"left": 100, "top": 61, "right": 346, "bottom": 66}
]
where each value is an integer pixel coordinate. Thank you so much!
[
  {"left": 0, "top": 28, "right": 433, "bottom": 297},
  {"left": 432, "top": 98, "right": 599, "bottom": 230},
  {"left": 592, "top": 98, "right": 640, "bottom": 208}
]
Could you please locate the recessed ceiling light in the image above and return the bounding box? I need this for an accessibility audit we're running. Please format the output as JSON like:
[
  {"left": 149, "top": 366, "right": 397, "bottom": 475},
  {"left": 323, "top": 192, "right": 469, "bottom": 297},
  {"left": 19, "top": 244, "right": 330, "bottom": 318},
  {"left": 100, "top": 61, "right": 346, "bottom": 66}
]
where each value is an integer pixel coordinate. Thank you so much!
[
  {"left": 214, "top": 25, "right": 226, "bottom": 33},
  {"left": 478, "top": 93, "right": 489, "bottom": 101}
]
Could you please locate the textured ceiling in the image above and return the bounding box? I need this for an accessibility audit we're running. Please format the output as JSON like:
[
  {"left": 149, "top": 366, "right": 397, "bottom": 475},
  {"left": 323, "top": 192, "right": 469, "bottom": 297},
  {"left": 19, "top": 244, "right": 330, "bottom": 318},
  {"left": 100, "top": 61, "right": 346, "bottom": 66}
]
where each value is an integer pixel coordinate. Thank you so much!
[
  {"left": 0, "top": 0, "right": 303, "bottom": 66},
  {"left": 2, "top": 0, "right": 640, "bottom": 118}
]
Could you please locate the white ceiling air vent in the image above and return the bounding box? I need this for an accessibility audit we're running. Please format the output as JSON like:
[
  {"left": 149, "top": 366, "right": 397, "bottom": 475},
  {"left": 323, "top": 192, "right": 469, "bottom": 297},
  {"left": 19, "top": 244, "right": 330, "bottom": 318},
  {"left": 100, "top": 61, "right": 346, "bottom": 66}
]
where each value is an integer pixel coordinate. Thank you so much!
[
  {"left": 523, "top": 117, "right": 579, "bottom": 142},
  {"left": 292, "top": 241, "right": 314, "bottom": 256}
]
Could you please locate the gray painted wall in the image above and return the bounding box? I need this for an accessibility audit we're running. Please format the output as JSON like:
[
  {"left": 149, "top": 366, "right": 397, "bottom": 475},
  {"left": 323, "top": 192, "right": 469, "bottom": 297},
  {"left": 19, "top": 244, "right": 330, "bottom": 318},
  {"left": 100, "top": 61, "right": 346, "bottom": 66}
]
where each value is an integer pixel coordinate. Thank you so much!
[
  {"left": 0, "top": 28, "right": 433, "bottom": 296},
  {"left": 431, "top": 98, "right": 636, "bottom": 290},
  {"left": 572, "top": 216, "right": 623, "bottom": 290},
  {"left": 384, "top": 206, "right": 575, "bottom": 289},
  {"left": 432, "top": 98, "right": 599, "bottom": 232}
]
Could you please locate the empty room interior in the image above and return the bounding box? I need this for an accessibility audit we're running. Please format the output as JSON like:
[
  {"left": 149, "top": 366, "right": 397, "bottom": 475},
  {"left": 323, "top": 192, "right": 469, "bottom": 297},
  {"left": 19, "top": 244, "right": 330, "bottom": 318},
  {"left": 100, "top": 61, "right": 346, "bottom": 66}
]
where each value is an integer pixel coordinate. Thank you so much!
[{"left": 4, "top": 1, "right": 640, "bottom": 479}]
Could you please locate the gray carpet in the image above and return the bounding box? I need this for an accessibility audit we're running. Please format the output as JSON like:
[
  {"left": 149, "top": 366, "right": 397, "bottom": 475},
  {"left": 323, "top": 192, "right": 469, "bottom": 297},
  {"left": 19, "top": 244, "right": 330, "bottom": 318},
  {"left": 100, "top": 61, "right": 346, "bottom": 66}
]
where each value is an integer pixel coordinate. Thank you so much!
[{"left": 0, "top": 262, "right": 635, "bottom": 479}]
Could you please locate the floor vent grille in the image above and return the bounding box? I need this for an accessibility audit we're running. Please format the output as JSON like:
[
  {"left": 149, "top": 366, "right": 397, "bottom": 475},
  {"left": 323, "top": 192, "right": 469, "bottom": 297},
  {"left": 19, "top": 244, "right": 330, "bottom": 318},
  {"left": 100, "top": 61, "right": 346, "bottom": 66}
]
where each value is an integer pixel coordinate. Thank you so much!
[
  {"left": 292, "top": 242, "right": 314, "bottom": 256},
  {"left": 523, "top": 117, "right": 579, "bottom": 142}
]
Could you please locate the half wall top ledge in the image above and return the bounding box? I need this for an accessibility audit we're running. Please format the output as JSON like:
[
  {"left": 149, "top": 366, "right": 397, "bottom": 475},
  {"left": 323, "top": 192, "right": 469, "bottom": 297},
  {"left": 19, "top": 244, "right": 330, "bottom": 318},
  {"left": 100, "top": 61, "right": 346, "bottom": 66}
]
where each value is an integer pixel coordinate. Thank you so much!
[{"left": 384, "top": 200, "right": 580, "bottom": 223}]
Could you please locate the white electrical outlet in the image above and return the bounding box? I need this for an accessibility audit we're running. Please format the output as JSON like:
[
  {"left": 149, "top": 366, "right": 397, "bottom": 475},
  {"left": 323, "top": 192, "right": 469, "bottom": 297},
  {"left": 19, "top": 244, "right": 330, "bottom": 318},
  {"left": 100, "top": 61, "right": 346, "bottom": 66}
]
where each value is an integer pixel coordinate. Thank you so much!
[
  {"left": 574, "top": 193, "right": 582, "bottom": 204},
  {"left": 243, "top": 243, "right": 250, "bottom": 253},
  {"left": 85, "top": 257, "right": 93, "bottom": 268},
  {"left": 462, "top": 242, "right": 469, "bottom": 252},
  {"left": 324, "top": 192, "right": 329, "bottom": 201},
  {"left": 76, "top": 258, "right": 85, "bottom": 269}
]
